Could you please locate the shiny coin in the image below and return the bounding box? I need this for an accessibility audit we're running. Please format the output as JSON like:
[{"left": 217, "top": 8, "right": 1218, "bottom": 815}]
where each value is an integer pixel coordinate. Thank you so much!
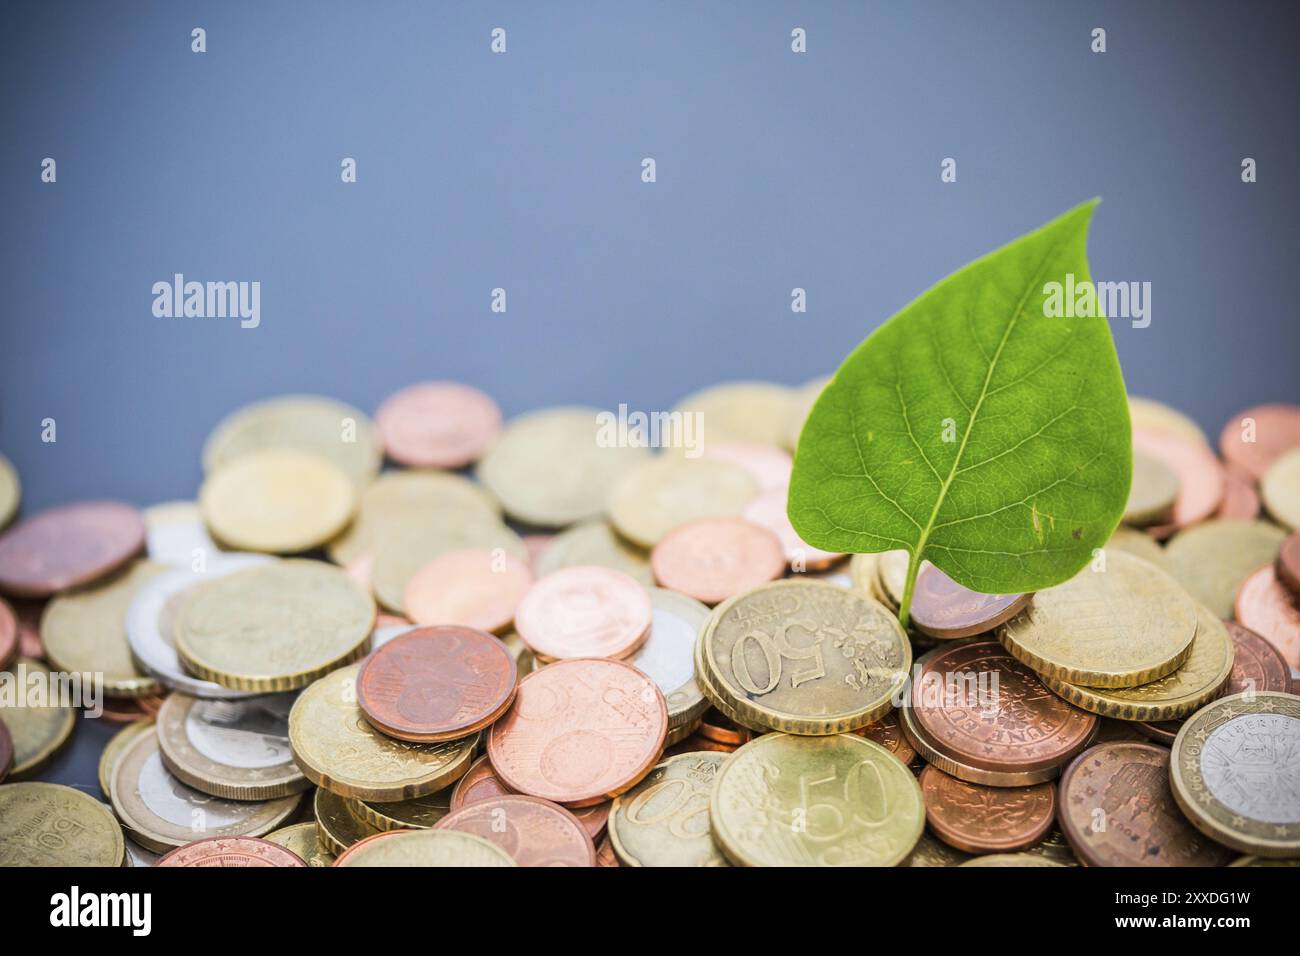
[
  {"left": 1124, "top": 449, "right": 1179, "bottom": 526},
  {"left": 356, "top": 625, "right": 517, "bottom": 742},
  {"left": 608, "top": 752, "right": 729, "bottom": 867},
  {"left": 487, "top": 657, "right": 667, "bottom": 806},
  {"left": 514, "top": 565, "right": 651, "bottom": 660},
  {"left": 156, "top": 692, "right": 305, "bottom": 800},
  {"left": 919, "top": 765, "right": 1056, "bottom": 854},
  {"left": 110, "top": 729, "right": 300, "bottom": 853},
  {"left": 0, "top": 453, "right": 18, "bottom": 530},
  {"left": 157, "top": 836, "right": 306, "bottom": 867},
  {"left": 333, "top": 828, "right": 516, "bottom": 867},
  {"left": 698, "top": 579, "right": 910, "bottom": 735},
  {"left": 434, "top": 794, "right": 595, "bottom": 866},
  {"left": 709, "top": 733, "right": 924, "bottom": 866},
  {"left": 1165, "top": 519, "right": 1286, "bottom": 619},
  {"left": 0, "top": 657, "right": 77, "bottom": 777},
  {"left": 0, "top": 596, "right": 17, "bottom": 671},
  {"left": 41, "top": 560, "right": 165, "bottom": 698},
  {"left": 175, "top": 559, "right": 374, "bottom": 692},
  {"left": 741, "top": 486, "right": 843, "bottom": 570},
  {"left": 1133, "top": 428, "right": 1225, "bottom": 537},
  {"left": 351, "top": 788, "right": 453, "bottom": 831},
  {"left": 673, "top": 380, "right": 795, "bottom": 449},
  {"left": 650, "top": 517, "right": 784, "bottom": 605},
  {"left": 855, "top": 709, "right": 917, "bottom": 765},
  {"left": 1058, "top": 741, "right": 1234, "bottom": 867},
  {"left": 0, "top": 500, "right": 145, "bottom": 598},
  {"left": 1217, "top": 464, "right": 1261, "bottom": 520},
  {"left": 264, "top": 821, "right": 335, "bottom": 866},
  {"left": 0, "top": 782, "right": 124, "bottom": 866},
  {"left": 630, "top": 588, "right": 708, "bottom": 731},
  {"left": 1234, "top": 563, "right": 1300, "bottom": 670},
  {"left": 1262, "top": 447, "right": 1300, "bottom": 530},
  {"left": 313, "top": 786, "right": 380, "bottom": 854},
  {"left": 289, "top": 664, "right": 478, "bottom": 801},
  {"left": 909, "top": 564, "right": 1030, "bottom": 640},
  {"left": 998, "top": 551, "right": 1196, "bottom": 687},
  {"left": 783, "top": 375, "right": 830, "bottom": 451},
  {"left": 199, "top": 448, "right": 356, "bottom": 554},
  {"left": 1219, "top": 403, "right": 1300, "bottom": 481},
  {"left": 1129, "top": 396, "right": 1211, "bottom": 448},
  {"left": 478, "top": 406, "right": 648, "bottom": 528},
  {"left": 1170, "top": 691, "right": 1300, "bottom": 858},
  {"left": 143, "top": 501, "right": 220, "bottom": 566},
  {"left": 99, "top": 718, "right": 154, "bottom": 800},
  {"left": 533, "top": 520, "right": 653, "bottom": 586},
  {"left": 374, "top": 381, "right": 502, "bottom": 469},
  {"left": 608, "top": 456, "right": 757, "bottom": 548},
  {"left": 1280, "top": 531, "right": 1300, "bottom": 596},
  {"left": 702, "top": 442, "right": 792, "bottom": 490},
  {"left": 403, "top": 549, "right": 533, "bottom": 632}
]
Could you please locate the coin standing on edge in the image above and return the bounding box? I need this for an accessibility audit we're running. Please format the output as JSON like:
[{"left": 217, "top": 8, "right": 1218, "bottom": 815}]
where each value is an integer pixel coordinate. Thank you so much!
[
  {"left": 0, "top": 782, "right": 125, "bottom": 866},
  {"left": 608, "top": 752, "right": 729, "bottom": 867},
  {"left": 157, "top": 836, "right": 306, "bottom": 867},
  {"left": 0, "top": 500, "right": 145, "bottom": 598}
]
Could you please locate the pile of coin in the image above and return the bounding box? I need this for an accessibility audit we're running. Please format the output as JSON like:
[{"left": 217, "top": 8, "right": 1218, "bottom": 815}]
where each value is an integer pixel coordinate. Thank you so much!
[{"left": 1, "top": 386, "right": 1298, "bottom": 867}]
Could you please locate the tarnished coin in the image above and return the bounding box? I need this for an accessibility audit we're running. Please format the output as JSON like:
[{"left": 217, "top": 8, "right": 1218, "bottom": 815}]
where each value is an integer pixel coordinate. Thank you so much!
[
  {"left": 1058, "top": 741, "right": 1234, "bottom": 867},
  {"left": 41, "top": 559, "right": 166, "bottom": 698},
  {"left": 1262, "top": 447, "right": 1300, "bottom": 530},
  {"left": 608, "top": 456, "right": 758, "bottom": 548},
  {"left": 608, "top": 752, "right": 729, "bottom": 867},
  {"left": 703, "top": 443, "right": 792, "bottom": 491},
  {"left": 289, "top": 664, "right": 478, "bottom": 801},
  {"left": 314, "top": 786, "right": 380, "bottom": 855},
  {"left": 0, "top": 658, "right": 77, "bottom": 777},
  {"left": 709, "top": 733, "right": 924, "bottom": 867},
  {"left": 783, "top": 375, "right": 831, "bottom": 451},
  {"left": 650, "top": 517, "right": 784, "bottom": 605},
  {"left": 264, "top": 821, "right": 335, "bottom": 866},
  {"left": 157, "top": 836, "right": 306, "bottom": 867},
  {"left": 1124, "top": 450, "right": 1179, "bottom": 526},
  {"left": 0, "top": 500, "right": 145, "bottom": 598},
  {"left": 919, "top": 765, "right": 1056, "bottom": 854},
  {"left": 1165, "top": 519, "right": 1286, "bottom": 619},
  {"left": 351, "top": 788, "right": 453, "bottom": 831},
  {"left": 673, "top": 380, "right": 795, "bottom": 449},
  {"left": 356, "top": 626, "right": 517, "bottom": 742},
  {"left": 0, "top": 716, "right": 11, "bottom": 782},
  {"left": 0, "top": 453, "right": 18, "bottom": 530},
  {"left": 143, "top": 501, "right": 221, "bottom": 567},
  {"left": 596, "top": 835, "right": 620, "bottom": 867},
  {"left": 487, "top": 658, "right": 667, "bottom": 806},
  {"left": 1219, "top": 403, "right": 1300, "bottom": 481},
  {"left": 1217, "top": 464, "right": 1262, "bottom": 521},
  {"left": 1234, "top": 563, "right": 1300, "bottom": 670},
  {"left": 533, "top": 520, "right": 653, "bottom": 586},
  {"left": 1170, "top": 691, "right": 1300, "bottom": 858},
  {"left": 434, "top": 794, "right": 595, "bottom": 866},
  {"left": 0, "top": 782, "right": 124, "bottom": 866},
  {"left": 0, "top": 596, "right": 17, "bottom": 671},
  {"left": 1133, "top": 428, "right": 1225, "bottom": 536},
  {"left": 1129, "top": 396, "right": 1211, "bottom": 448},
  {"left": 630, "top": 588, "right": 708, "bottom": 731},
  {"left": 902, "top": 831, "right": 974, "bottom": 867},
  {"left": 855, "top": 708, "right": 917, "bottom": 765},
  {"left": 403, "top": 549, "right": 533, "bottom": 632},
  {"left": 1280, "top": 531, "right": 1300, "bottom": 596},
  {"left": 478, "top": 407, "right": 648, "bottom": 528},
  {"left": 175, "top": 559, "right": 374, "bottom": 692},
  {"left": 199, "top": 448, "right": 357, "bottom": 554},
  {"left": 333, "top": 828, "right": 516, "bottom": 867},
  {"left": 156, "top": 692, "right": 306, "bottom": 800},
  {"left": 514, "top": 565, "right": 651, "bottom": 660},
  {"left": 998, "top": 551, "right": 1196, "bottom": 687},
  {"left": 909, "top": 564, "right": 1031, "bottom": 640},
  {"left": 741, "top": 486, "right": 843, "bottom": 571},
  {"left": 374, "top": 381, "right": 502, "bottom": 469},
  {"left": 110, "top": 729, "right": 300, "bottom": 853},
  {"left": 202, "top": 393, "right": 382, "bottom": 488},
  {"left": 99, "top": 718, "right": 155, "bottom": 800},
  {"left": 698, "top": 579, "right": 910, "bottom": 735}
]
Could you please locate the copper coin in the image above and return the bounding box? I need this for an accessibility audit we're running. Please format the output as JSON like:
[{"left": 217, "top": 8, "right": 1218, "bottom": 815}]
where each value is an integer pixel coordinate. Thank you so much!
[
  {"left": 740, "top": 488, "right": 842, "bottom": 571},
  {"left": 157, "top": 836, "right": 307, "bottom": 867},
  {"left": 1057, "top": 742, "right": 1235, "bottom": 867},
  {"left": 357, "top": 626, "right": 518, "bottom": 742},
  {"left": 855, "top": 708, "right": 917, "bottom": 765},
  {"left": 701, "top": 443, "right": 792, "bottom": 491},
  {"left": 1278, "top": 531, "right": 1300, "bottom": 596},
  {"left": 595, "top": 835, "right": 619, "bottom": 867},
  {"left": 522, "top": 534, "right": 554, "bottom": 569},
  {"left": 1219, "top": 403, "right": 1300, "bottom": 481},
  {"left": 434, "top": 794, "right": 596, "bottom": 866},
  {"left": 1217, "top": 464, "right": 1261, "bottom": 520},
  {"left": 910, "top": 640, "right": 1098, "bottom": 776},
  {"left": 1132, "top": 720, "right": 1179, "bottom": 746},
  {"left": 0, "top": 718, "right": 13, "bottom": 783},
  {"left": 101, "top": 694, "right": 167, "bottom": 724},
  {"left": 698, "top": 708, "right": 752, "bottom": 746},
  {"left": 487, "top": 657, "right": 667, "bottom": 806},
  {"left": 374, "top": 381, "right": 503, "bottom": 469},
  {"left": 12, "top": 599, "right": 44, "bottom": 659},
  {"left": 919, "top": 765, "right": 1056, "bottom": 854},
  {"left": 0, "top": 501, "right": 145, "bottom": 598},
  {"left": 1132, "top": 428, "right": 1225, "bottom": 537},
  {"left": 0, "top": 597, "right": 17, "bottom": 671},
  {"left": 450, "top": 754, "right": 611, "bottom": 838},
  {"left": 403, "top": 549, "right": 533, "bottom": 633},
  {"left": 1234, "top": 563, "right": 1300, "bottom": 670},
  {"left": 513, "top": 566, "right": 651, "bottom": 660},
  {"left": 909, "top": 564, "right": 1031, "bottom": 639},
  {"left": 650, "top": 517, "right": 785, "bottom": 604},
  {"left": 666, "top": 733, "right": 737, "bottom": 755}
]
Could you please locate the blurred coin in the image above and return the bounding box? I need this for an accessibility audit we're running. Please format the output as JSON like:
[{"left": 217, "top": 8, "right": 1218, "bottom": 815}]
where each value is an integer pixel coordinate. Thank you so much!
[
  {"left": 701, "top": 442, "right": 792, "bottom": 490},
  {"left": 351, "top": 788, "right": 453, "bottom": 831},
  {"left": 919, "top": 765, "right": 1055, "bottom": 854},
  {"left": 500, "top": 630, "right": 536, "bottom": 681},
  {"left": 514, "top": 565, "right": 650, "bottom": 660},
  {"left": 314, "top": 786, "right": 381, "bottom": 855},
  {"left": 1133, "top": 428, "right": 1225, "bottom": 537},
  {"left": 1165, "top": 519, "right": 1286, "bottom": 619},
  {"left": 1279, "top": 532, "right": 1300, "bottom": 595},
  {"left": 608, "top": 457, "right": 757, "bottom": 548},
  {"left": 651, "top": 517, "right": 784, "bottom": 605},
  {"left": 673, "top": 381, "right": 795, "bottom": 449},
  {"left": 333, "top": 828, "right": 515, "bottom": 867},
  {"left": 782, "top": 375, "right": 830, "bottom": 451},
  {"left": 1234, "top": 563, "right": 1300, "bottom": 669},
  {"left": 0, "top": 453, "right": 18, "bottom": 530},
  {"left": 608, "top": 752, "right": 729, "bottom": 867},
  {"left": 0, "top": 782, "right": 124, "bottom": 866},
  {"left": 1129, "top": 396, "right": 1210, "bottom": 448},
  {"left": 375, "top": 381, "right": 502, "bottom": 469},
  {"left": 741, "top": 487, "right": 843, "bottom": 570},
  {"left": 959, "top": 854, "right": 1064, "bottom": 867},
  {"left": 99, "top": 717, "right": 154, "bottom": 799},
  {"left": 1103, "top": 525, "right": 1169, "bottom": 570},
  {"left": 434, "top": 794, "right": 595, "bottom": 866},
  {"left": 12, "top": 598, "right": 44, "bottom": 659},
  {"left": 264, "top": 821, "right": 335, "bottom": 866},
  {"left": 0, "top": 716, "right": 11, "bottom": 782},
  {"left": 0, "top": 596, "right": 16, "bottom": 670},
  {"left": 902, "top": 831, "right": 973, "bottom": 867},
  {"left": 631, "top": 588, "right": 708, "bottom": 732},
  {"left": 0, "top": 658, "right": 76, "bottom": 778},
  {"left": 157, "top": 836, "right": 305, "bottom": 867},
  {"left": 1230, "top": 856, "right": 1300, "bottom": 867},
  {"left": 909, "top": 564, "right": 1030, "bottom": 639},
  {"left": 855, "top": 708, "right": 916, "bottom": 765},
  {"left": 533, "top": 519, "right": 652, "bottom": 585},
  {"left": 143, "top": 501, "right": 220, "bottom": 566},
  {"left": 1261, "top": 447, "right": 1300, "bottom": 530},
  {"left": 0, "top": 500, "right": 145, "bottom": 598},
  {"left": 1124, "top": 450, "right": 1179, "bottom": 526},
  {"left": 522, "top": 534, "right": 553, "bottom": 568},
  {"left": 101, "top": 694, "right": 165, "bottom": 724},
  {"left": 595, "top": 835, "right": 620, "bottom": 867},
  {"left": 1219, "top": 403, "right": 1300, "bottom": 481},
  {"left": 403, "top": 549, "right": 533, "bottom": 632},
  {"left": 1217, "top": 464, "right": 1261, "bottom": 520}
]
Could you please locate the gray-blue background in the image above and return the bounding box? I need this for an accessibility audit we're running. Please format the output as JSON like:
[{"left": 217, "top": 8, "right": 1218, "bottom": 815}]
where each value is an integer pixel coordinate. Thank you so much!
[{"left": 2, "top": 1, "right": 1298, "bottom": 793}]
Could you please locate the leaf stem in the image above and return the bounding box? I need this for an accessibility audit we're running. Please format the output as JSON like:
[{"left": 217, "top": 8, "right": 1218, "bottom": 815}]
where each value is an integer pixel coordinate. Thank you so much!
[{"left": 898, "top": 552, "right": 921, "bottom": 630}]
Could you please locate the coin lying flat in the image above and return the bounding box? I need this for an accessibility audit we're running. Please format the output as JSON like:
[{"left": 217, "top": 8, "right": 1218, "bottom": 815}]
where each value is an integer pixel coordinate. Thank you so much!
[
  {"left": 855, "top": 708, "right": 917, "bottom": 765},
  {"left": 351, "top": 789, "right": 453, "bottom": 831},
  {"left": 1124, "top": 450, "right": 1179, "bottom": 526},
  {"left": 0, "top": 782, "right": 124, "bottom": 866},
  {"left": 608, "top": 456, "right": 758, "bottom": 548},
  {"left": 709, "top": 733, "right": 924, "bottom": 867},
  {"left": 157, "top": 836, "right": 306, "bottom": 867},
  {"left": 0, "top": 657, "right": 77, "bottom": 778},
  {"left": 0, "top": 453, "right": 18, "bottom": 531},
  {"left": 1170, "top": 691, "right": 1300, "bottom": 858},
  {"left": 1103, "top": 525, "right": 1169, "bottom": 570},
  {"left": 650, "top": 517, "right": 785, "bottom": 605},
  {"left": 998, "top": 551, "right": 1197, "bottom": 687},
  {"left": 908, "top": 564, "right": 1030, "bottom": 640},
  {"left": 919, "top": 765, "right": 1056, "bottom": 854},
  {"left": 374, "top": 381, "right": 503, "bottom": 469},
  {"left": 333, "top": 829, "right": 516, "bottom": 867},
  {"left": 741, "top": 486, "right": 843, "bottom": 570},
  {"left": 314, "top": 786, "right": 380, "bottom": 855},
  {"left": 448, "top": 754, "right": 611, "bottom": 841},
  {"left": 703, "top": 443, "right": 792, "bottom": 491},
  {"left": 1219, "top": 403, "right": 1300, "bottom": 481},
  {"left": 1279, "top": 532, "right": 1300, "bottom": 595},
  {"left": 629, "top": 588, "right": 708, "bottom": 733},
  {"left": 403, "top": 549, "right": 533, "bottom": 632},
  {"left": 434, "top": 794, "right": 595, "bottom": 866},
  {"left": 1130, "top": 396, "right": 1211, "bottom": 448},
  {"left": 959, "top": 854, "right": 1065, "bottom": 867},
  {"left": 264, "top": 821, "right": 336, "bottom": 866},
  {"left": 514, "top": 565, "right": 651, "bottom": 661},
  {"left": 533, "top": 520, "right": 653, "bottom": 585},
  {"left": 902, "top": 831, "right": 974, "bottom": 867},
  {"left": 673, "top": 381, "right": 796, "bottom": 449},
  {"left": 1234, "top": 563, "right": 1300, "bottom": 670},
  {"left": 175, "top": 560, "right": 374, "bottom": 692},
  {"left": 143, "top": 500, "right": 221, "bottom": 567},
  {"left": 0, "top": 500, "right": 145, "bottom": 598},
  {"left": 1133, "top": 428, "right": 1225, "bottom": 537},
  {"left": 608, "top": 752, "right": 729, "bottom": 867},
  {"left": 0, "top": 596, "right": 17, "bottom": 671},
  {"left": 1262, "top": 447, "right": 1300, "bottom": 530},
  {"left": 1217, "top": 464, "right": 1262, "bottom": 520},
  {"left": 99, "top": 718, "right": 155, "bottom": 800},
  {"left": 1164, "top": 519, "right": 1286, "bottom": 619}
]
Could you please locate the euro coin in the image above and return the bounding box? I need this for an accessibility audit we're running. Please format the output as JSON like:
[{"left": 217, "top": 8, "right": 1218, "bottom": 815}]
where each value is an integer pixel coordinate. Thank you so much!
[
  {"left": 0, "top": 657, "right": 77, "bottom": 778},
  {"left": 1219, "top": 402, "right": 1300, "bottom": 480},
  {"left": 1234, "top": 563, "right": 1300, "bottom": 669},
  {"left": 333, "top": 828, "right": 516, "bottom": 867},
  {"left": 1129, "top": 396, "right": 1211, "bottom": 448},
  {"left": 672, "top": 381, "right": 795, "bottom": 449},
  {"left": 1133, "top": 428, "right": 1225, "bottom": 537},
  {"left": 608, "top": 752, "right": 729, "bottom": 867},
  {"left": 1103, "top": 525, "right": 1170, "bottom": 570},
  {"left": 1262, "top": 447, "right": 1300, "bottom": 530},
  {"left": 1164, "top": 519, "right": 1286, "bottom": 619},
  {"left": 351, "top": 788, "right": 453, "bottom": 831},
  {"left": 514, "top": 566, "right": 651, "bottom": 660},
  {"left": 650, "top": 517, "right": 784, "bottom": 604},
  {"left": 98, "top": 718, "right": 155, "bottom": 800},
  {"left": 608, "top": 456, "right": 757, "bottom": 548},
  {"left": 1123, "top": 449, "right": 1179, "bottom": 526},
  {"left": 313, "top": 786, "right": 380, "bottom": 855},
  {"left": 908, "top": 563, "right": 1030, "bottom": 640},
  {"left": 264, "top": 821, "right": 336, "bottom": 866},
  {"left": 434, "top": 794, "right": 595, "bottom": 866},
  {"left": 629, "top": 588, "right": 708, "bottom": 732},
  {"left": 374, "top": 381, "right": 502, "bottom": 470},
  {"left": 0, "top": 782, "right": 124, "bottom": 866},
  {"left": 0, "top": 453, "right": 18, "bottom": 531},
  {"left": 0, "top": 500, "right": 145, "bottom": 598},
  {"left": 919, "top": 765, "right": 1055, "bottom": 854},
  {"left": 703, "top": 442, "right": 792, "bottom": 491},
  {"left": 532, "top": 519, "right": 653, "bottom": 586},
  {"left": 959, "top": 854, "right": 1064, "bottom": 867},
  {"left": 403, "top": 549, "right": 533, "bottom": 632},
  {"left": 741, "top": 486, "right": 844, "bottom": 570},
  {"left": 157, "top": 836, "right": 306, "bottom": 867},
  {"left": 143, "top": 500, "right": 220, "bottom": 567}
]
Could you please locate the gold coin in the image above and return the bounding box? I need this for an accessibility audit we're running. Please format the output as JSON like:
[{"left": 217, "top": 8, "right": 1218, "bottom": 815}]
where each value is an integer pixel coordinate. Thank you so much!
[
  {"left": 314, "top": 786, "right": 380, "bottom": 855},
  {"left": 959, "top": 853, "right": 1064, "bottom": 867},
  {"left": 0, "top": 452, "right": 19, "bottom": 530},
  {"left": 477, "top": 406, "right": 648, "bottom": 528},
  {"left": 1170, "top": 691, "right": 1300, "bottom": 858},
  {"left": 1124, "top": 449, "right": 1179, "bottom": 526},
  {"left": 901, "top": 831, "right": 972, "bottom": 867},
  {"left": 608, "top": 752, "right": 730, "bottom": 867},
  {"left": 334, "top": 828, "right": 516, "bottom": 867},
  {"left": 351, "top": 788, "right": 453, "bottom": 831},
  {"left": 607, "top": 456, "right": 757, "bottom": 548},
  {"left": 997, "top": 551, "right": 1196, "bottom": 688},
  {"left": 99, "top": 718, "right": 155, "bottom": 800},
  {"left": 0, "top": 658, "right": 77, "bottom": 777},
  {"left": 782, "top": 375, "right": 830, "bottom": 452},
  {"left": 1261, "top": 447, "right": 1300, "bottom": 530},
  {"left": 41, "top": 560, "right": 166, "bottom": 697},
  {"left": 1042, "top": 603, "right": 1234, "bottom": 720},
  {"left": 0, "top": 782, "right": 124, "bottom": 866},
  {"left": 175, "top": 560, "right": 374, "bottom": 692},
  {"left": 200, "top": 448, "right": 357, "bottom": 554},
  {"left": 876, "top": 548, "right": 932, "bottom": 609},
  {"left": 1024, "top": 828, "right": 1080, "bottom": 865},
  {"left": 1165, "top": 519, "right": 1286, "bottom": 618},
  {"left": 673, "top": 381, "right": 796, "bottom": 449},
  {"left": 1230, "top": 856, "right": 1300, "bottom": 867},
  {"left": 1129, "top": 396, "right": 1210, "bottom": 447},
  {"left": 848, "top": 552, "right": 880, "bottom": 596},
  {"left": 288, "top": 664, "right": 478, "bottom": 801},
  {"left": 500, "top": 630, "right": 536, "bottom": 682},
  {"left": 709, "top": 733, "right": 924, "bottom": 866},
  {"left": 699, "top": 579, "right": 910, "bottom": 735},
  {"left": 264, "top": 821, "right": 336, "bottom": 866},
  {"left": 110, "top": 728, "right": 300, "bottom": 852},
  {"left": 202, "top": 393, "right": 382, "bottom": 488},
  {"left": 533, "top": 519, "right": 653, "bottom": 585},
  {"left": 1103, "top": 525, "right": 1169, "bottom": 570}
]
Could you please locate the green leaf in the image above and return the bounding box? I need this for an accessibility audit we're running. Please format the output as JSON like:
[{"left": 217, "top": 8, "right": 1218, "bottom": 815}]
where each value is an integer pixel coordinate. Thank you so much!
[{"left": 789, "top": 200, "right": 1131, "bottom": 627}]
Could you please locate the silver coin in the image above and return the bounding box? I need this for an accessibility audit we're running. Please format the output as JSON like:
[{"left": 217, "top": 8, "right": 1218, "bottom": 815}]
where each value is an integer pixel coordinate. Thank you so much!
[
  {"left": 125, "top": 553, "right": 271, "bottom": 698},
  {"left": 631, "top": 588, "right": 706, "bottom": 727},
  {"left": 1202, "top": 712, "right": 1300, "bottom": 824},
  {"left": 124, "top": 839, "right": 161, "bottom": 868},
  {"left": 372, "top": 622, "right": 419, "bottom": 650}
]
